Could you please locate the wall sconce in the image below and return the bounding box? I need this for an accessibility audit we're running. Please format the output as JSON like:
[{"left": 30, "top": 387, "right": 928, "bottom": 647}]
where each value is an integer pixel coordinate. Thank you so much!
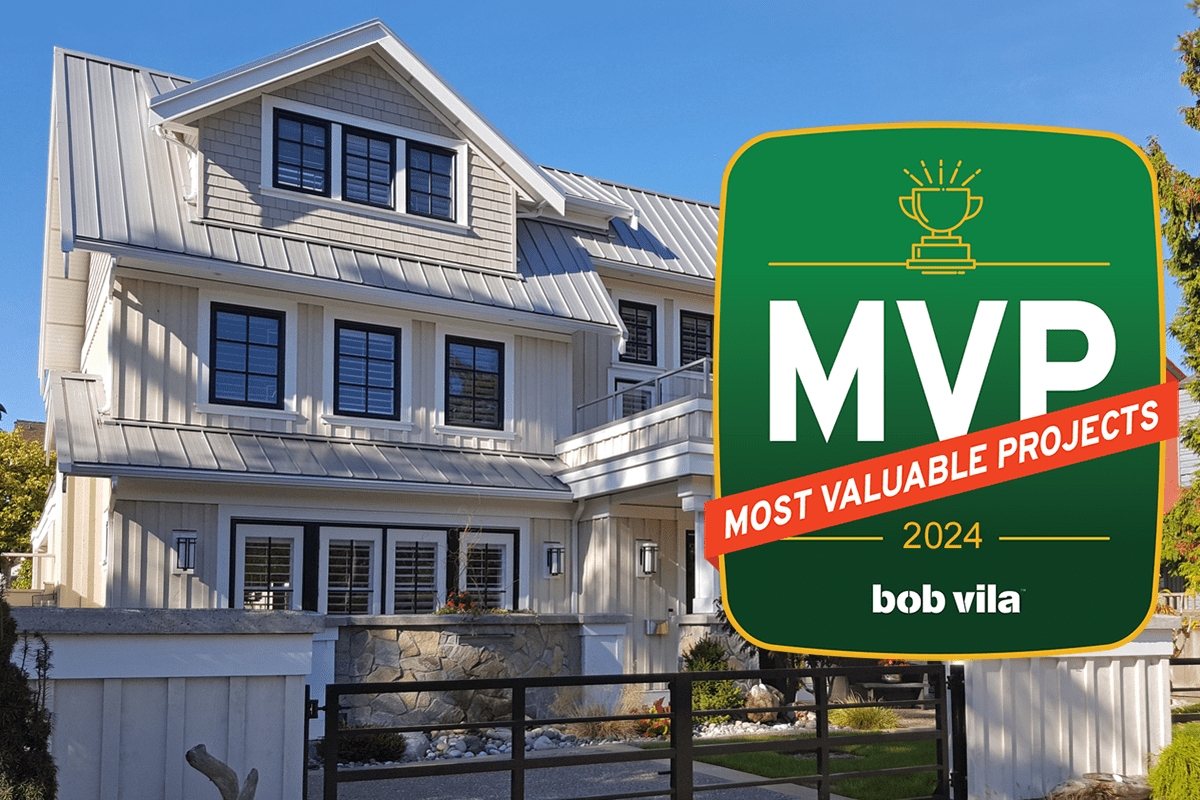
[
  {"left": 637, "top": 541, "right": 659, "bottom": 577},
  {"left": 545, "top": 543, "right": 565, "bottom": 577},
  {"left": 173, "top": 531, "right": 197, "bottom": 573}
]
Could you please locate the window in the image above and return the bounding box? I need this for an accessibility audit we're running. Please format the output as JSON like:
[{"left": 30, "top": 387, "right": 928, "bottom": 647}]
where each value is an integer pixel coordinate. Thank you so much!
[
  {"left": 458, "top": 532, "right": 513, "bottom": 610},
  {"left": 408, "top": 143, "right": 455, "bottom": 221},
  {"left": 615, "top": 378, "right": 652, "bottom": 418},
  {"left": 210, "top": 304, "right": 285, "bottom": 408},
  {"left": 445, "top": 337, "right": 504, "bottom": 430},
  {"left": 273, "top": 111, "right": 330, "bottom": 196},
  {"left": 620, "top": 301, "right": 657, "bottom": 365},
  {"left": 318, "top": 527, "right": 381, "bottom": 615},
  {"left": 388, "top": 532, "right": 444, "bottom": 614},
  {"left": 243, "top": 536, "right": 295, "bottom": 609},
  {"left": 173, "top": 531, "right": 197, "bottom": 573},
  {"left": 343, "top": 127, "right": 394, "bottom": 208},
  {"left": 680, "top": 311, "right": 713, "bottom": 367},
  {"left": 326, "top": 539, "right": 373, "bottom": 614},
  {"left": 335, "top": 322, "right": 400, "bottom": 419}
]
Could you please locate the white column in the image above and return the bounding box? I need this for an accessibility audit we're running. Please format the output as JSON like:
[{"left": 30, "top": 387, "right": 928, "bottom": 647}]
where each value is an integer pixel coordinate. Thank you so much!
[{"left": 692, "top": 508, "right": 719, "bottom": 614}]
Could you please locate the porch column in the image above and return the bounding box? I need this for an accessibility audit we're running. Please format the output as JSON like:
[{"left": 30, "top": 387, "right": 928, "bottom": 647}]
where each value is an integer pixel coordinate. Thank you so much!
[{"left": 679, "top": 478, "right": 718, "bottom": 614}]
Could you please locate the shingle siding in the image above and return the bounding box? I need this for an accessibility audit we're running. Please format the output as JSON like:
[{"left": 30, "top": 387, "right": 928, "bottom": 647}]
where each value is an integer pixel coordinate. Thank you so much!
[{"left": 199, "top": 58, "right": 515, "bottom": 272}]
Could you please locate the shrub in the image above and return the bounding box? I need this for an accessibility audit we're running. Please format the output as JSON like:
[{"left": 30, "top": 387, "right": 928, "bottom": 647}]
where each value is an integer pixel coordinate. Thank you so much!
[
  {"left": 0, "top": 593, "right": 56, "bottom": 800},
  {"left": 827, "top": 694, "right": 900, "bottom": 731},
  {"left": 1150, "top": 722, "right": 1200, "bottom": 800},
  {"left": 551, "top": 684, "right": 640, "bottom": 741},
  {"left": 318, "top": 727, "right": 407, "bottom": 764},
  {"left": 682, "top": 636, "right": 744, "bottom": 723}
]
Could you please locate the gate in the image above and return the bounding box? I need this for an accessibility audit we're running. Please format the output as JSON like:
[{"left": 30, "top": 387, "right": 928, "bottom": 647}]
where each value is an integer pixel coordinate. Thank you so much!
[{"left": 313, "top": 663, "right": 968, "bottom": 800}]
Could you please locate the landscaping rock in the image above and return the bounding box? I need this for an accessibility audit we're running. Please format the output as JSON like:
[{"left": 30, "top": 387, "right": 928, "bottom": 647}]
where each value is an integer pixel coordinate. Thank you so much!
[
  {"left": 746, "top": 682, "right": 785, "bottom": 723},
  {"left": 1046, "top": 773, "right": 1151, "bottom": 800}
]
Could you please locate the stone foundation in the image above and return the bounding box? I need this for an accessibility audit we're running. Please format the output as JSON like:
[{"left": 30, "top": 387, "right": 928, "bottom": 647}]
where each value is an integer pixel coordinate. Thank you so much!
[{"left": 331, "top": 614, "right": 592, "bottom": 727}]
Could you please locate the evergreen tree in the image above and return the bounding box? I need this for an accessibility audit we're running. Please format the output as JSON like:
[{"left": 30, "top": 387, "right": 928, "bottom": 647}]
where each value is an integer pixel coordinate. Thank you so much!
[
  {"left": 1150, "top": 2, "right": 1200, "bottom": 591},
  {"left": 0, "top": 594, "right": 55, "bottom": 799}
]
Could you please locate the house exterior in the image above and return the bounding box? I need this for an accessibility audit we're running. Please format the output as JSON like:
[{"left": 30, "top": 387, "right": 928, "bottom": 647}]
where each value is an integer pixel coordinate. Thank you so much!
[{"left": 32, "top": 21, "right": 721, "bottom": 698}]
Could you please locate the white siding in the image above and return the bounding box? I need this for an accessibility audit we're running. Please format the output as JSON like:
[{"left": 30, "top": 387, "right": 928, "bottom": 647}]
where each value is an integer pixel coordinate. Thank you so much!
[
  {"left": 110, "top": 501, "right": 219, "bottom": 609},
  {"left": 1181, "top": 382, "right": 1199, "bottom": 486}
]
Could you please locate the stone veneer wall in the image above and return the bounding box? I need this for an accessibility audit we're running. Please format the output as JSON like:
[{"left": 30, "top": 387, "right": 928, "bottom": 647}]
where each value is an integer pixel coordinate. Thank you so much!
[{"left": 332, "top": 614, "right": 586, "bottom": 727}]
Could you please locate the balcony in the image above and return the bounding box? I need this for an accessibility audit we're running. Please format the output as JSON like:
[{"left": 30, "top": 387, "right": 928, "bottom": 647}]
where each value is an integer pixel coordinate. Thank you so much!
[{"left": 555, "top": 359, "right": 713, "bottom": 498}]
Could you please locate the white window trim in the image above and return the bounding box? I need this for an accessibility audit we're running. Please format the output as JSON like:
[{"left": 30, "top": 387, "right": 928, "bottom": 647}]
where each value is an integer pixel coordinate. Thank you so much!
[
  {"left": 385, "top": 529, "right": 447, "bottom": 614},
  {"left": 434, "top": 326, "right": 516, "bottom": 438},
  {"left": 260, "top": 95, "right": 468, "bottom": 229},
  {"left": 318, "top": 526, "right": 383, "bottom": 615},
  {"left": 197, "top": 288, "right": 299, "bottom": 416},
  {"left": 321, "top": 304, "right": 414, "bottom": 431},
  {"left": 233, "top": 524, "right": 304, "bottom": 610},
  {"left": 215, "top": 506, "right": 530, "bottom": 612},
  {"left": 458, "top": 531, "right": 513, "bottom": 609}
]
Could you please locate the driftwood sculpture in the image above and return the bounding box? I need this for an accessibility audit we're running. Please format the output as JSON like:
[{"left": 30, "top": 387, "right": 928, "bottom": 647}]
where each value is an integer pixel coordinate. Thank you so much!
[{"left": 185, "top": 744, "right": 258, "bottom": 800}]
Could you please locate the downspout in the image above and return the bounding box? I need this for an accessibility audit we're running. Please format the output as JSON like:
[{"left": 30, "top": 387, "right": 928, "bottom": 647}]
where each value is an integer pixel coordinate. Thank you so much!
[{"left": 570, "top": 500, "right": 584, "bottom": 614}]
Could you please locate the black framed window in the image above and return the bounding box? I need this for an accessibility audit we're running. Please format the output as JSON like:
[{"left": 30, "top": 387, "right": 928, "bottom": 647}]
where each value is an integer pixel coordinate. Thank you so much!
[
  {"left": 619, "top": 301, "right": 657, "bottom": 365},
  {"left": 446, "top": 337, "right": 503, "bottom": 430},
  {"left": 273, "top": 111, "right": 330, "bottom": 196},
  {"left": 407, "top": 143, "right": 455, "bottom": 221},
  {"left": 464, "top": 543, "right": 506, "bottom": 609},
  {"left": 680, "top": 311, "right": 714, "bottom": 367},
  {"left": 334, "top": 322, "right": 400, "bottom": 419},
  {"left": 210, "top": 304, "right": 285, "bottom": 409},
  {"left": 343, "top": 127, "right": 394, "bottom": 208}
]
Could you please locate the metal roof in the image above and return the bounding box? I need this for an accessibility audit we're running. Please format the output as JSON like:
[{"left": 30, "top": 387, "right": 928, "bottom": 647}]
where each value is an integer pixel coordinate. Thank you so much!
[
  {"left": 48, "top": 373, "right": 571, "bottom": 498},
  {"left": 52, "top": 50, "right": 619, "bottom": 328},
  {"left": 574, "top": 180, "right": 717, "bottom": 282}
]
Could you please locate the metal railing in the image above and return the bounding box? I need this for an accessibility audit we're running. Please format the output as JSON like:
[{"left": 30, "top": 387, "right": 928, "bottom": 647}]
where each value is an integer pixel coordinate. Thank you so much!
[
  {"left": 315, "top": 663, "right": 966, "bottom": 800},
  {"left": 1171, "top": 657, "right": 1200, "bottom": 723},
  {"left": 574, "top": 358, "right": 712, "bottom": 433}
]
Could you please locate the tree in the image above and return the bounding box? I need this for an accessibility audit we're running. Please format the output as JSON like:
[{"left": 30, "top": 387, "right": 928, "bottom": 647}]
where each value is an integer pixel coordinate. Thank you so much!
[
  {"left": 1151, "top": 2, "right": 1200, "bottom": 593},
  {"left": 0, "top": 593, "right": 56, "bottom": 799},
  {"left": 0, "top": 431, "right": 55, "bottom": 589}
]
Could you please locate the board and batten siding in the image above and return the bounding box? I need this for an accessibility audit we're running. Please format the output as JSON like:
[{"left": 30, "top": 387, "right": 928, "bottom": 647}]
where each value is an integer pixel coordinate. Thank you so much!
[
  {"left": 1181, "top": 382, "right": 1199, "bottom": 486},
  {"left": 199, "top": 57, "right": 515, "bottom": 272},
  {"left": 579, "top": 515, "right": 682, "bottom": 674},
  {"left": 46, "top": 476, "right": 111, "bottom": 608},
  {"left": 110, "top": 500, "right": 219, "bottom": 609},
  {"left": 111, "top": 276, "right": 199, "bottom": 425},
  {"left": 526, "top": 518, "right": 572, "bottom": 613}
]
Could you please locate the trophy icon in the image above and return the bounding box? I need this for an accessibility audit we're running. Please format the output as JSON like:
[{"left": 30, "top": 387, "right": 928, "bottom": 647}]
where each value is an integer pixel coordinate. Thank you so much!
[{"left": 899, "top": 162, "right": 982, "bottom": 273}]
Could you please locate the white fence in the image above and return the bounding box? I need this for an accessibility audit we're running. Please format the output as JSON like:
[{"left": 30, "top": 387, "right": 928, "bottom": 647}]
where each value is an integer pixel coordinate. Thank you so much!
[
  {"left": 963, "top": 615, "right": 1178, "bottom": 800},
  {"left": 9, "top": 608, "right": 321, "bottom": 800}
]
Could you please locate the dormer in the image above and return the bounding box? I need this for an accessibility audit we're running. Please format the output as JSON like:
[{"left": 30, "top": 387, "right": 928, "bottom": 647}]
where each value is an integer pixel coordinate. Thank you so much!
[{"left": 147, "top": 20, "right": 571, "bottom": 273}]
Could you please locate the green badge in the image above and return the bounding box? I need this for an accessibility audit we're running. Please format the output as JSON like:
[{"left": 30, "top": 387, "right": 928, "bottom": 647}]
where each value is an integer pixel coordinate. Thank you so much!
[{"left": 713, "top": 124, "right": 1167, "bottom": 658}]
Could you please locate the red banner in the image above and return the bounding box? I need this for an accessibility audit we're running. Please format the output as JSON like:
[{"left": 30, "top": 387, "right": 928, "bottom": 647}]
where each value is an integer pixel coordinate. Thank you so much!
[{"left": 705, "top": 383, "right": 1176, "bottom": 568}]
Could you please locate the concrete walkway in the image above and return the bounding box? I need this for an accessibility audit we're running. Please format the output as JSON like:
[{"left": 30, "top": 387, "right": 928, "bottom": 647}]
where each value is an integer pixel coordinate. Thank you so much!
[{"left": 306, "top": 744, "right": 853, "bottom": 800}]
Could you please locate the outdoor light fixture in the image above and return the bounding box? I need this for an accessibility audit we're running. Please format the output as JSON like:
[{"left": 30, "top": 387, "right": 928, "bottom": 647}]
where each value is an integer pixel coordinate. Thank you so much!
[
  {"left": 545, "top": 543, "right": 565, "bottom": 577},
  {"left": 637, "top": 541, "right": 659, "bottom": 576},
  {"left": 174, "top": 531, "right": 197, "bottom": 573}
]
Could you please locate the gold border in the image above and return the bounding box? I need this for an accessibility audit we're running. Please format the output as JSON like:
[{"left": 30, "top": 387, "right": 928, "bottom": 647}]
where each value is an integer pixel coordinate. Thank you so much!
[{"left": 714, "top": 121, "right": 1167, "bottom": 660}]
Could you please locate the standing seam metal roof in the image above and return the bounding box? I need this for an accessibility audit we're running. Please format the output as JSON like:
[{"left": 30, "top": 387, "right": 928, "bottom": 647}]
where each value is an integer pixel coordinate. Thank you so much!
[{"left": 49, "top": 373, "right": 571, "bottom": 496}]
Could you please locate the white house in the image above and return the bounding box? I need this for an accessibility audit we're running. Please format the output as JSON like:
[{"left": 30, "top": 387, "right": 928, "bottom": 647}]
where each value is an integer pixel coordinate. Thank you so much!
[{"left": 33, "top": 20, "right": 720, "bottom": 693}]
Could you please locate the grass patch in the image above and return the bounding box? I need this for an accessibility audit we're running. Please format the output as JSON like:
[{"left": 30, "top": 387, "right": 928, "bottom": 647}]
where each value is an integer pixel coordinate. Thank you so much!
[
  {"left": 1175, "top": 701, "right": 1200, "bottom": 714},
  {"left": 643, "top": 733, "right": 937, "bottom": 800}
]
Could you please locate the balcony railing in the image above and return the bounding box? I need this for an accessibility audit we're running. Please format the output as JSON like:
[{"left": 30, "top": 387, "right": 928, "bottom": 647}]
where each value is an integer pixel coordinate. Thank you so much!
[{"left": 574, "top": 357, "right": 712, "bottom": 433}]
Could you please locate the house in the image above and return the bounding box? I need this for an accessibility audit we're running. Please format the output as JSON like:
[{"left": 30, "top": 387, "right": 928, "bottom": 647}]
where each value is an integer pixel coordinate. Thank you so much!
[{"left": 31, "top": 20, "right": 721, "bottom": 704}]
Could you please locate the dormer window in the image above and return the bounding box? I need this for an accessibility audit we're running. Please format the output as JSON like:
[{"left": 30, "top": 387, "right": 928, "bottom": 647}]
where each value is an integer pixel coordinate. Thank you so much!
[
  {"left": 261, "top": 97, "right": 466, "bottom": 225},
  {"left": 407, "top": 143, "right": 455, "bottom": 221},
  {"left": 343, "top": 127, "right": 394, "bottom": 208},
  {"left": 273, "top": 111, "right": 330, "bottom": 196}
]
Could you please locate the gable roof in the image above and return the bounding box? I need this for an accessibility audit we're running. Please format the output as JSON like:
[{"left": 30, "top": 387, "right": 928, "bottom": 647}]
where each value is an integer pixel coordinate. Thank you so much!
[{"left": 148, "top": 20, "right": 566, "bottom": 215}]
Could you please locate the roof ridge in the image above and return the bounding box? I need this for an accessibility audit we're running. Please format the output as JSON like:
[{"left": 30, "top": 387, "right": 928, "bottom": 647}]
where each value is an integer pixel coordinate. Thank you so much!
[{"left": 54, "top": 47, "right": 194, "bottom": 86}]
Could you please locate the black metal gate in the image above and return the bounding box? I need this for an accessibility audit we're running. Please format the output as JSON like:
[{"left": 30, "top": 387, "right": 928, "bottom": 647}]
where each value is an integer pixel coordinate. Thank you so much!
[{"left": 312, "top": 663, "right": 968, "bottom": 800}]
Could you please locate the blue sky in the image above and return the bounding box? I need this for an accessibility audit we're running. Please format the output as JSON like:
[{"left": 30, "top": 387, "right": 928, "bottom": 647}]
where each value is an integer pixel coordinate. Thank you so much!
[{"left": 2, "top": 1, "right": 1197, "bottom": 428}]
